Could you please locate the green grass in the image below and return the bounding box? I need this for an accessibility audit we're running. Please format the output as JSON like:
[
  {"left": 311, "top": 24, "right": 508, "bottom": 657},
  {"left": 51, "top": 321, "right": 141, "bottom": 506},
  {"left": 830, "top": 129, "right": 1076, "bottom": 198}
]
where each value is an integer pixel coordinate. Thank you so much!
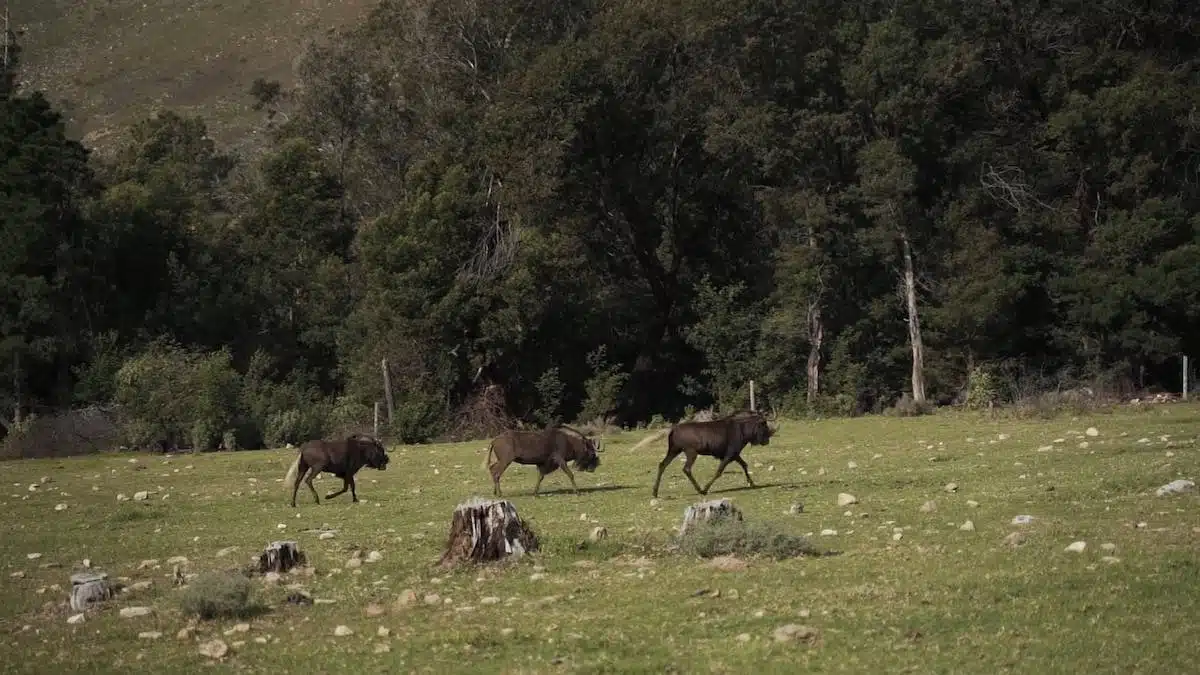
[
  {"left": 1, "top": 404, "right": 1199, "bottom": 673},
  {"left": 11, "top": 0, "right": 373, "bottom": 153}
]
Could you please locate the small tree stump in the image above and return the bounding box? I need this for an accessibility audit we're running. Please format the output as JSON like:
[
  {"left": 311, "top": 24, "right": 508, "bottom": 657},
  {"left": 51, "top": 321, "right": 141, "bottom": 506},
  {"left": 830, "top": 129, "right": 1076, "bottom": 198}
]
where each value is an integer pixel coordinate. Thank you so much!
[
  {"left": 679, "top": 498, "right": 744, "bottom": 536},
  {"left": 257, "top": 541, "right": 305, "bottom": 574},
  {"left": 70, "top": 572, "right": 114, "bottom": 611},
  {"left": 438, "top": 497, "right": 539, "bottom": 567}
]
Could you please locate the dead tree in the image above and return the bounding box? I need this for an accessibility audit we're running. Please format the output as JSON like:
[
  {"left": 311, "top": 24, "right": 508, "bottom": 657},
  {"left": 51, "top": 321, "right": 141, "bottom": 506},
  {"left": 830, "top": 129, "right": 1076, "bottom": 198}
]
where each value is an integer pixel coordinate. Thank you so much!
[
  {"left": 438, "top": 497, "right": 539, "bottom": 567},
  {"left": 257, "top": 541, "right": 306, "bottom": 574},
  {"left": 678, "top": 498, "right": 744, "bottom": 536}
]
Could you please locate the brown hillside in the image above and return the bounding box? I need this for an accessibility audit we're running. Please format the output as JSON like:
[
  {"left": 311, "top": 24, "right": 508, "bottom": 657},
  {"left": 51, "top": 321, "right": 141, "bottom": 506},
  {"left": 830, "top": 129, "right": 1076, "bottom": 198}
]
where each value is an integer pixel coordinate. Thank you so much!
[{"left": 10, "top": 0, "right": 374, "bottom": 154}]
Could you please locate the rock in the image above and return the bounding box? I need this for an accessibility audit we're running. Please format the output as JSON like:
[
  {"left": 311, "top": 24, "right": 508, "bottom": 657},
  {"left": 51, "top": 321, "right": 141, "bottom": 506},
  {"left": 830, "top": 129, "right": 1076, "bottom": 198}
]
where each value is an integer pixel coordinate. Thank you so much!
[
  {"left": 116, "top": 494, "right": 129, "bottom": 502},
  {"left": 481, "top": 596, "right": 501, "bottom": 605},
  {"left": 198, "top": 639, "right": 228, "bottom": 660},
  {"left": 67, "top": 613, "right": 85, "bottom": 625},
  {"left": 120, "top": 606, "right": 153, "bottom": 618},
  {"left": 836, "top": 493, "right": 857, "bottom": 507},
  {"left": 133, "top": 491, "right": 150, "bottom": 501},
  {"left": 944, "top": 482, "right": 958, "bottom": 493},
  {"left": 589, "top": 526, "right": 608, "bottom": 543},
  {"left": 166, "top": 556, "right": 188, "bottom": 565},
  {"left": 10, "top": 571, "right": 24, "bottom": 578},
  {"left": 892, "top": 532, "right": 903, "bottom": 541},
  {"left": 1101, "top": 556, "right": 1120, "bottom": 564},
  {"left": 377, "top": 626, "right": 391, "bottom": 638},
  {"left": 127, "top": 581, "right": 153, "bottom": 593},
  {"left": 789, "top": 503, "right": 804, "bottom": 515},
  {"left": 1155, "top": 479, "right": 1195, "bottom": 497},
  {"left": 708, "top": 556, "right": 748, "bottom": 572},
  {"left": 393, "top": 589, "right": 418, "bottom": 610},
  {"left": 919, "top": 500, "right": 937, "bottom": 513},
  {"left": 1011, "top": 515, "right": 1034, "bottom": 525},
  {"left": 959, "top": 520, "right": 975, "bottom": 532},
  {"left": 736, "top": 633, "right": 752, "bottom": 643},
  {"left": 820, "top": 529, "right": 837, "bottom": 536},
  {"left": 374, "top": 642, "right": 392, "bottom": 654},
  {"left": 55, "top": 503, "right": 68, "bottom": 511},
  {"left": 81, "top": 559, "right": 91, "bottom": 569},
  {"left": 365, "top": 551, "right": 383, "bottom": 563},
  {"left": 966, "top": 500, "right": 979, "bottom": 508},
  {"left": 649, "top": 498, "right": 660, "bottom": 507},
  {"left": 138, "top": 631, "right": 162, "bottom": 640},
  {"left": 1100, "top": 542, "right": 1116, "bottom": 551},
  {"left": 345, "top": 557, "right": 363, "bottom": 569},
  {"left": 423, "top": 593, "right": 442, "bottom": 606},
  {"left": 137, "top": 559, "right": 158, "bottom": 570},
  {"left": 177, "top": 627, "right": 194, "bottom": 640},
  {"left": 318, "top": 532, "right": 336, "bottom": 540},
  {"left": 847, "top": 461, "right": 858, "bottom": 469},
  {"left": 230, "top": 623, "right": 250, "bottom": 634},
  {"left": 1065, "top": 541, "right": 1087, "bottom": 553},
  {"left": 1085, "top": 427, "right": 1099, "bottom": 437},
  {"left": 1003, "top": 532, "right": 1027, "bottom": 548},
  {"left": 772, "top": 624, "right": 819, "bottom": 643},
  {"left": 365, "top": 603, "right": 386, "bottom": 617},
  {"left": 26, "top": 552, "right": 42, "bottom": 560},
  {"left": 333, "top": 625, "right": 354, "bottom": 637}
]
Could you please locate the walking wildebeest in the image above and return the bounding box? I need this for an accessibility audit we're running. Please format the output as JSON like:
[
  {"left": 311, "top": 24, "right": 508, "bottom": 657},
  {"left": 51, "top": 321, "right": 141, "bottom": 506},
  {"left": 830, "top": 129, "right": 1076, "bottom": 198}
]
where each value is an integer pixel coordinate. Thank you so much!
[
  {"left": 283, "top": 433, "right": 390, "bottom": 507},
  {"left": 639, "top": 410, "right": 777, "bottom": 498},
  {"left": 483, "top": 425, "right": 602, "bottom": 497}
]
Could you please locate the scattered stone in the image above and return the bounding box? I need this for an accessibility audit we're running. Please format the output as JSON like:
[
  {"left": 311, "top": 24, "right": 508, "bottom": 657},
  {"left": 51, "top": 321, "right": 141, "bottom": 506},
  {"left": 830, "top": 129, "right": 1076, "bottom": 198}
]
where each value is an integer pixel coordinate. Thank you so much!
[
  {"left": 393, "top": 589, "right": 418, "bottom": 610},
  {"left": 177, "top": 627, "right": 194, "bottom": 640},
  {"left": 166, "top": 556, "right": 188, "bottom": 566},
  {"left": 1155, "top": 479, "right": 1195, "bottom": 497},
  {"left": 127, "top": 581, "right": 153, "bottom": 593},
  {"left": 1003, "top": 532, "right": 1027, "bottom": 548},
  {"left": 1065, "top": 541, "right": 1087, "bottom": 553},
  {"left": 365, "top": 603, "right": 386, "bottom": 617},
  {"left": 1011, "top": 515, "right": 1034, "bottom": 525},
  {"left": 133, "top": 491, "right": 150, "bottom": 501},
  {"left": 836, "top": 493, "right": 857, "bottom": 507},
  {"left": 138, "top": 631, "right": 162, "bottom": 640},
  {"left": 116, "top": 493, "right": 129, "bottom": 502},
  {"left": 481, "top": 596, "right": 501, "bottom": 605},
  {"left": 376, "top": 626, "right": 391, "bottom": 638},
  {"left": 374, "top": 642, "right": 392, "bottom": 654},
  {"left": 55, "top": 503, "right": 68, "bottom": 511},
  {"left": 423, "top": 593, "right": 442, "bottom": 606},
  {"left": 1100, "top": 543, "right": 1116, "bottom": 552},
  {"left": 847, "top": 461, "right": 858, "bottom": 469},
  {"left": 10, "top": 571, "right": 24, "bottom": 579},
  {"left": 589, "top": 526, "right": 608, "bottom": 543},
  {"left": 318, "top": 532, "right": 336, "bottom": 540},
  {"left": 67, "top": 613, "right": 85, "bottom": 625},
  {"left": 736, "top": 632, "right": 751, "bottom": 643},
  {"left": 966, "top": 500, "right": 979, "bottom": 508},
  {"left": 1101, "top": 556, "right": 1120, "bottom": 564},
  {"left": 198, "top": 639, "right": 228, "bottom": 660},
  {"left": 649, "top": 498, "right": 660, "bottom": 507},
  {"left": 959, "top": 520, "right": 975, "bottom": 532},
  {"left": 120, "top": 606, "right": 153, "bottom": 618},
  {"left": 820, "top": 529, "right": 837, "bottom": 536},
  {"left": 365, "top": 551, "right": 383, "bottom": 564},
  {"left": 26, "top": 552, "right": 42, "bottom": 560},
  {"left": 919, "top": 501, "right": 937, "bottom": 513},
  {"left": 333, "top": 625, "right": 354, "bottom": 637},
  {"left": 789, "top": 503, "right": 804, "bottom": 515},
  {"left": 944, "top": 482, "right": 958, "bottom": 493},
  {"left": 708, "top": 556, "right": 748, "bottom": 572},
  {"left": 137, "top": 559, "right": 158, "bottom": 570},
  {"left": 772, "top": 624, "right": 819, "bottom": 644},
  {"left": 1085, "top": 427, "right": 1099, "bottom": 437}
]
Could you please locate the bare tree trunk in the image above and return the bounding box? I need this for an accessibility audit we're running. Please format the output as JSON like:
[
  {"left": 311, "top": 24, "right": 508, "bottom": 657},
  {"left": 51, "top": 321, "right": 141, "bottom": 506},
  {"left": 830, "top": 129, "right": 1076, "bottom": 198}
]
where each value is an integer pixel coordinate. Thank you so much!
[
  {"left": 806, "top": 300, "right": 824, "bottom": 405},
  {"left": 900, "top": 231, "right": 927, "bottom": 404},
  {"left": 12, "top": 349, "right": 21, "bottom": 428}
]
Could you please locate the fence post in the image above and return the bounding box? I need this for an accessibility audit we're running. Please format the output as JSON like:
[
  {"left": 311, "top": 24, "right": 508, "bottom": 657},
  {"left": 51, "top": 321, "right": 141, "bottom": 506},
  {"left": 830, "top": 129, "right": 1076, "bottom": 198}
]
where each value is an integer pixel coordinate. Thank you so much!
[
  {"left": 749, "top": 380, "right": 756, "bottom": 412},
  {"left": 381, "top": 359, "right": 395, "bottom": 423}
]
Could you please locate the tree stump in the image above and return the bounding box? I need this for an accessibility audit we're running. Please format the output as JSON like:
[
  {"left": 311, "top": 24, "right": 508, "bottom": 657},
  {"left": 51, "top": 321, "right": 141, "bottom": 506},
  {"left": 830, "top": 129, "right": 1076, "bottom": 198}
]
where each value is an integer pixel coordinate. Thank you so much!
[
  {"left": 678, "top": 498, "right": 744, "bottom": 536},
  {"left": 257, "top": 541, "right": 306, "bottom": 574},
  {"left": 438, "top": 497, "right": 539, "bottom": 567},
  {"left": 70, "top": 571, "right": 114, "bottom": 611}
]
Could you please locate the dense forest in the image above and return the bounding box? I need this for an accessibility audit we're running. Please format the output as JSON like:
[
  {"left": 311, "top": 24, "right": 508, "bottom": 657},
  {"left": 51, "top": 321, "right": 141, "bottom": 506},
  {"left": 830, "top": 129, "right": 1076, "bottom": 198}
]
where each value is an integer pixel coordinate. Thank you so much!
[{"left": 2, "top": 0, "right": 1198, "bottom": 453}]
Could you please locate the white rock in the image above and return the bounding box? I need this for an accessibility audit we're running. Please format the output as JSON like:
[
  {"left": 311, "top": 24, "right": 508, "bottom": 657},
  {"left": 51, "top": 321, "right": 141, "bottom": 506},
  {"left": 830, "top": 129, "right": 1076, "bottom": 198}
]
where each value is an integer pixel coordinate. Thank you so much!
[
  {"left": 365, "top": 551, "right": 383, "bottom": 563},
  {"left": 819, "top": 529, "right": 837, "bottom": 536},
  {"left": 966, "top": 500, "right": 979, "bottom": 508},
  {"left": 836, "top": 493, "right": 857, "bottom": 506},
  {"left": 1085, "top": 427, "right": 1099, "bottom": 437},
  {"left": 377, "top": 626, "right": 390, "bottom": 637},
  {"left": 198, "top": 639, "right": 228, "bottom": 659},
  {"left": 847, "top": 461, "right": 858, "bottom": 469},
  {"left": 944, "top": 482, "right": 958, "bottom": 493},
  {"left": 589, "top": 526, "right": 607, "bottom": 542},
  {"left": 1101, "top": 556, "right": 1120, "bottom": 564},
  {"left": 318, "top": 532, "right": 336, "bottom": 540},
  {"left": 116, "top": 493, "right": 129, "bottom": 502},
  {"left": 120, "top": 606, "right": 153, "bottom": 618},
  {"left": 26, "top": 552, "right": 42, "bottom": 560},
  {"left": 480, "top": 596, "right": 501, "bottom": 605},
  {"left": 54, "top": 503, "right": 68, "bottom": 511},
  {"left": 138, "top": 631, "right": 162, "bottom": 640},
  {"left": 216, "top": 546, "right": 238, "bottom": 557},
  {"left": 892, "top": 532, "right": 903, "bottom": 541},
  {"left": 166, "top": 556, "right": 188, "bottom": 565},
  {"left": 919, "top": 500, "right": 937, "bottom": 513},
  {"left": 67, "top": 613, "right": 85, "bottom": 624},
  {"left": 959, "top": 520, "right": 975, "bottom": 532},
  {"left": 1100, "top": 542, "right": 1116, "bottom": 551},
  {"left": 1155, "top": 479, "right": 1195, "bottom": 497},
  {"left": 333, "top": 625, "right": 354, "bottom": 636},
  {"left": 345, "top": 557, "right": 363, "bottom": 569},
  {"left": 1011, "top": 515, "right": 1034, "bottom": 525},
  {"left": 1065, "top": 541, "right": 1087, "bottom": 553},
  {"left": 133, "top": 491, "right": 150, "bottom": 501}
]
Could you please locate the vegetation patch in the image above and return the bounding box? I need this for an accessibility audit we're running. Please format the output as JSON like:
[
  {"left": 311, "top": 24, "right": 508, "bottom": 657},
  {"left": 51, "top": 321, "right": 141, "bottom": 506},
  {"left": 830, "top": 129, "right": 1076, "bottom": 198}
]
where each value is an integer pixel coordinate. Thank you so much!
[
  {"left": 179, "top": 571, "right": 256, "bottom": 620},
  {"left": 676, "top": 518, "right": 826, "bottom": 560}
]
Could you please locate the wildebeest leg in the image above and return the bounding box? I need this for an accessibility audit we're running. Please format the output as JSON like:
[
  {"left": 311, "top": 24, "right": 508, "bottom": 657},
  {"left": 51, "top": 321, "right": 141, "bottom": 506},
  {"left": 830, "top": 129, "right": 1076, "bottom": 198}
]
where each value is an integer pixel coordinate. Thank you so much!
[
  {"left": 304, "top": 467, "right": 322, "bottom": 504},
  {"left": 652, "top": 448, "right": 683, "bottom": 498},
  {"left": 732, "top": 455, "right": 755, "bottom": 487},
  {"left": 555, "top": 458, "right": 579, "bottom": 495},
  {"left": 491, "top": 458, "right": 513, "bottom": 497},
  {"left": 700, "top": 456, "right": 735, "bottom": 494},
  {"left": 290, "top": 458, "right": 310, "bottom": 508},
  {"left": 349, "top": 476, "right": 358, "bottom": 503},
  {"left": 681, "top": 452, "right": 707, "bottom": 495},
  {"left": 325, "top": 478, "right": 350, "bottom": 500},
  {"left": 533, "top": 468, "right": 547, "bottom": 496}
]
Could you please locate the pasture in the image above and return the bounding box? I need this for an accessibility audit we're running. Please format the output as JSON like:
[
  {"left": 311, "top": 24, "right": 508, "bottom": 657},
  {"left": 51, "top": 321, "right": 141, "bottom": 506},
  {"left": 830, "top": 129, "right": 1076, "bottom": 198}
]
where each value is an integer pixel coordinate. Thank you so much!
[{"left": 2, "top": 405, "right": 1198, "bottom": 673}]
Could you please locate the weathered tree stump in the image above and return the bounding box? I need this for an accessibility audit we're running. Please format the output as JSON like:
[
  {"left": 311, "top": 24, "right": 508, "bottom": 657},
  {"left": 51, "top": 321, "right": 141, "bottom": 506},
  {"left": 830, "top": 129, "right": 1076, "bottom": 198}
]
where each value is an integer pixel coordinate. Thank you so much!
[
  {"left": 679, "top": 498, "right": 744, "bottom": 536},
  {"left": 438, "top": 497, "right": 539, "bottom": 567},
  {"left": 70, "top": 571, "right": 114, "bottom": 611},
  {"left": 257, "top": 541, "right": 305, "bottom": 574}
]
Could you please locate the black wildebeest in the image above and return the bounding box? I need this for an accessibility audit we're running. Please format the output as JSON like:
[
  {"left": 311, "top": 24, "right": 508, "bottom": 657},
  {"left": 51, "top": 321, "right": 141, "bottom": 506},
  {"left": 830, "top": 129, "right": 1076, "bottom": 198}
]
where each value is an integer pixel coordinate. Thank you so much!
[
  {"left": 483, "top": 425, "right": 602, "bottom": 497},
  {"left": 284, "top": 433, "right": 390, "bottom": 507},
  {"left": 637, "top": 410, "right": 778, "bottom": 498}
]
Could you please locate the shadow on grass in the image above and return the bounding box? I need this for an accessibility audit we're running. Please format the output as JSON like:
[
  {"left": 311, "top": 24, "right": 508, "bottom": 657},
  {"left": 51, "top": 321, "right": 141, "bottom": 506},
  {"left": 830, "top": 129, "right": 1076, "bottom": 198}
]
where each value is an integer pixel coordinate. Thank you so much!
[
  {"left": 706, "top": 481, "right": 796, "bottom": 495},
  {"left": 513, "top": 484, "right": 636, "bottom": 497}
]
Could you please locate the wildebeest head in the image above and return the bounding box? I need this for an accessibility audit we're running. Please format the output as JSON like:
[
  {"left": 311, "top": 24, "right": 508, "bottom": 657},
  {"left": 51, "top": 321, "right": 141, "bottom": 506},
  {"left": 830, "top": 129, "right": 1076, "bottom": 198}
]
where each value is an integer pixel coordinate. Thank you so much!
[
  {"left": 572, "top": 435, "right": 602, "bottom": 473},
  {"left": 349, "top": 433, "right": 390, "bottom": 470},
  {"left": 730, "top": 410, "right": 775, "bottom": 446}
]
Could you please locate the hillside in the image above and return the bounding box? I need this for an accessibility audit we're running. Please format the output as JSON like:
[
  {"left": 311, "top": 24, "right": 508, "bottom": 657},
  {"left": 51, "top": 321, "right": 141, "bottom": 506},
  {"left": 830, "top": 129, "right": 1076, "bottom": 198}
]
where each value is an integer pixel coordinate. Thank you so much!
[{"left": 10, "top": 0, "right": 374, "bottom": 153}]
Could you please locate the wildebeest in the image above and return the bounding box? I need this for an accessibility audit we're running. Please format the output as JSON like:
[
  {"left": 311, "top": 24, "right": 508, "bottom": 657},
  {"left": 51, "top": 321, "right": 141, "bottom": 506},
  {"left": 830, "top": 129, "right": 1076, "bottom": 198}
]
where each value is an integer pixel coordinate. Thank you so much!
[
  {"left": 483, "top": 425, "right": 602, "bottom": 497},
  {"left": 283, "top": 433, "right": 390, "bottom": 507},
  {"left": 641, "top": 410, "right": 777, "bottom": 498}
]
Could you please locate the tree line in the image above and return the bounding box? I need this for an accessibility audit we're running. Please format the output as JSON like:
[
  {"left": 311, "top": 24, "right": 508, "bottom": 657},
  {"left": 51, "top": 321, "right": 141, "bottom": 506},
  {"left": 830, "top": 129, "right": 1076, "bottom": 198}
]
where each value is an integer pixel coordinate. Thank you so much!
[{"left": 2, "top": 0, "right": 1198, "bottom": 451}]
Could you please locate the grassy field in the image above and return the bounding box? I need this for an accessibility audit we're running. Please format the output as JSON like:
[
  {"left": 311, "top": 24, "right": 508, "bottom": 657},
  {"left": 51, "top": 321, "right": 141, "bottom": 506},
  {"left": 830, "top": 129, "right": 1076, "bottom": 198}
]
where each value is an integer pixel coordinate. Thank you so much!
[
  {"left": 1, "top": 404, "right": 1198, "bottom": 673},
  {"left": 10, "top": 0, "right": 373, "bottom": 153}
]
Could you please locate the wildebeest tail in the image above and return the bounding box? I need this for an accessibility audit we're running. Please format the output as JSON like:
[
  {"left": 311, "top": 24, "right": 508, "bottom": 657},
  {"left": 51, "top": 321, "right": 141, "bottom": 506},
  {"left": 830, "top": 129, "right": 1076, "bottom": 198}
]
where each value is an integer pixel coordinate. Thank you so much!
[
  {"left": 283, "top": 456, "right": 301, "bottom": 488},
  {"left": 481, "top": 442, "right": 497, "bottom": 471},
  {"left": 629, "top": 428, "right": 670, "bottom": 453}
]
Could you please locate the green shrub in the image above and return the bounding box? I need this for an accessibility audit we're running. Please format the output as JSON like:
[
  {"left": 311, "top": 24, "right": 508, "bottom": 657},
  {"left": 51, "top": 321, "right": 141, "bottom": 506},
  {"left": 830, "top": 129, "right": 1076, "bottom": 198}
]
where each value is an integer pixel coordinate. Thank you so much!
[
  {"left": 965, "top": 366, "right": 1001, "bottom": 410},
  {"left": 179, "top": 572, "right": 255, "bottom": 620},
  {"left": 577, "top": 346, "right": 628, "bottom": 424},
  {"left": 676, "top": 518, "right": 824, "bottom": 560}
]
